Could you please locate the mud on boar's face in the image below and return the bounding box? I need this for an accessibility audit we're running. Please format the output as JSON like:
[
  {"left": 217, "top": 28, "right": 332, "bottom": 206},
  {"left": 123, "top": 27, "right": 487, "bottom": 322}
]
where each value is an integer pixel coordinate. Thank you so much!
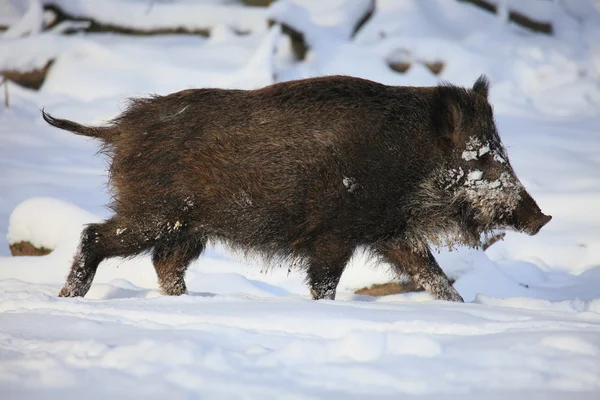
[{"left": 435, "top": 76, "right": 551, "bottom": 242}]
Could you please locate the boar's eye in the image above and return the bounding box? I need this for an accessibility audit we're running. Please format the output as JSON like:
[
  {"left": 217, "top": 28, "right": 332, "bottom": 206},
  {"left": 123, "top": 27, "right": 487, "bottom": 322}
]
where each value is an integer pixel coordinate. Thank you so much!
[{"left": 480, "top": 152, "right": 493, "bottom": 163}]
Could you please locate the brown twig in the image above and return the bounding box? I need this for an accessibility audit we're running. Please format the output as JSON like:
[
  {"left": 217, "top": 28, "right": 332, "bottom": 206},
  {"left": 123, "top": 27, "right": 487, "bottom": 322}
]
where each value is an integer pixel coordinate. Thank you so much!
[
  {"left": 267, "top": 20, "right": 308, "bottom": 61},
  {"left": 481, "top": 232, "right": 506, "bottom": 251},
  {"left": 351, "top": 0, "right": 376, "bottom": 39}
]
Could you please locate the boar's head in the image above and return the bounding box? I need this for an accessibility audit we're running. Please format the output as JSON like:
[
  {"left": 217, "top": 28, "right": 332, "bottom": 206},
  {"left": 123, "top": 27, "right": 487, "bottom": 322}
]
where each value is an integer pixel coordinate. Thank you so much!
[{"left": 427, "top": 75, "right": 551, "bottom": 247}]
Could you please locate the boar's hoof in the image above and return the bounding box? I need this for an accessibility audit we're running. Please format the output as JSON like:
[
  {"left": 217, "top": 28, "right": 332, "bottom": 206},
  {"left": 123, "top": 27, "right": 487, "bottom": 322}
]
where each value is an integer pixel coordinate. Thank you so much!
[
  {"left": 161, "top": 287, "right": 188, "bottom": 296},
  {"left": 310, "top": 288, "right": 336, "bottom": 300},
  {"left": 433, "top": 286, "right": 464, "bottom": 303},
  {"left": 58, "top": 286, "right": 83, "bottom": 297},
  {"left": 159, "top": 281, "right": 188, "bottom": 296},
  {"left": 444, "top": 290, "right": 464, "bottom": 303}
]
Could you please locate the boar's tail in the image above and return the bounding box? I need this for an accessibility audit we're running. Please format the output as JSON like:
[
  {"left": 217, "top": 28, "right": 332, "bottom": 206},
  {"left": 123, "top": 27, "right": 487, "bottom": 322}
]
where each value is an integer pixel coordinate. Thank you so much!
[{"left": 42, "top": 109, "right": 116, "bottom": 142}]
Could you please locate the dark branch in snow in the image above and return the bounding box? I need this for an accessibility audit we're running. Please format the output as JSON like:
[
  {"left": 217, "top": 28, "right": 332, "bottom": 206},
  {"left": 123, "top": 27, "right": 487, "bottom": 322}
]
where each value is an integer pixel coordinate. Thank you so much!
[
  {"left": 269, "top": 0, "right": 377, "bottom": 61},
  {"left": 457, "top": 0, "right": 553, "bottom": 35},
  {"left": 43, "top": 3, "right": 212, "bottom": 36},
  {"left": 268, "top": 20, "right": 308, "bottom": 61},
  {"left": 351, "top": 0, "right": 375, "bottom": 39},
  {"left": 241, "top": 0, "right": 276, "bottom": 6}
]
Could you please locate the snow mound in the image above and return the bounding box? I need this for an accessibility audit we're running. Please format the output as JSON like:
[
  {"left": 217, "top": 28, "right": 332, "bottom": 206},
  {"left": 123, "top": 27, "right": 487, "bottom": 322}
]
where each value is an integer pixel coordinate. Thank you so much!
[{"left": 7, "top": 197, "right": 98, "bottom": 251}]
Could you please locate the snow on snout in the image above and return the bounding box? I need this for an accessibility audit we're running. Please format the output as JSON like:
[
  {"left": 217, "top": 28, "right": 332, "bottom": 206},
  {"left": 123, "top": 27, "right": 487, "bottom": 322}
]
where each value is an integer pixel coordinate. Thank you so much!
[
  {"left": 461, "top": 137, "right": 505, "bottom": 164},
  {"left": 343, "top": 176, "right": 359, "bottom": 193},
  {"left": 467, "top": 170, "right": 483, "bottom": 182}
]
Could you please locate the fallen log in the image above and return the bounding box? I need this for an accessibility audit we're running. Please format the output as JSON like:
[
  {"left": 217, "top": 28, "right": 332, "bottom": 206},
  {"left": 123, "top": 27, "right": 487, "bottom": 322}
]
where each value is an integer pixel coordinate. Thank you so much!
[
  {"left": 458, "top": 0, "right": 552, "bottom": 34},
  {"left": 43, "top": 4, "right": 211, "bottom": 36}
]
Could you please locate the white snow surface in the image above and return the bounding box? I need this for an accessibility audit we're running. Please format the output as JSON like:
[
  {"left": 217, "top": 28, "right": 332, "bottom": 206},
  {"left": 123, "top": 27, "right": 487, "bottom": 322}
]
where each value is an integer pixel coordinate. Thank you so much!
[{"left": 1, "top": 0, "right": 600, "bottom": 398}]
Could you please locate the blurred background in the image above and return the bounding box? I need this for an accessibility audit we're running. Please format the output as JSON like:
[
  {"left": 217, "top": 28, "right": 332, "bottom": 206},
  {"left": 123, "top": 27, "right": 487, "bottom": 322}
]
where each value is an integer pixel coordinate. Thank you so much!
[{"left": 1, "top": 0, "right": 599, "bottom": 115}]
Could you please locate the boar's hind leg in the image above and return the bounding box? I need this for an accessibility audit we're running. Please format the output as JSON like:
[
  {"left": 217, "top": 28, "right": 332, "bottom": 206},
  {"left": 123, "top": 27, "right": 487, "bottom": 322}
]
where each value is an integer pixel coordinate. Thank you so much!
[
  {"left": 305, "top": 237, "right": 354, "bottom": 301},
  {"left": 152, "top": 236, "right": 205, "bottom": 296},
  {"left": 376, "top": 242, "right": 464, "bottom": 302},
  {"left": 59, "top": 218, "right": 152, "bottom": 298}
]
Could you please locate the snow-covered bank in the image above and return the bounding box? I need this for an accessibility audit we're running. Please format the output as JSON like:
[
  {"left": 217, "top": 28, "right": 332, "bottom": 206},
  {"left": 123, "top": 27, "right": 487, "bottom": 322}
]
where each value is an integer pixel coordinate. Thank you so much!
[{"left": 1, "top": 281, "right": 600, "bottom": 399}]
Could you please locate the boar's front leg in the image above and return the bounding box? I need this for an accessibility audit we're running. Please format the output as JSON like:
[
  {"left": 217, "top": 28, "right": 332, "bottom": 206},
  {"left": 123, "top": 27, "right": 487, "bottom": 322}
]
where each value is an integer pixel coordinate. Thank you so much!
[
  {"left": 152, "top": 235, "right": 206, "bottom": 296},
  {"left": 375, "top": 241, "right": 464, "bottom": 302},
  {"left": 305, "top": 236, "right": 354, "bottom": 300}
]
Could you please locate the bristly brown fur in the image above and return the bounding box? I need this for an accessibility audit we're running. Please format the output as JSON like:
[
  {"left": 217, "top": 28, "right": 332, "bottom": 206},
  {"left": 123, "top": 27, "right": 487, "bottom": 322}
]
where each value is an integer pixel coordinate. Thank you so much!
[{"left": 44, "top": 74, "right": 550, "bottom": 302}]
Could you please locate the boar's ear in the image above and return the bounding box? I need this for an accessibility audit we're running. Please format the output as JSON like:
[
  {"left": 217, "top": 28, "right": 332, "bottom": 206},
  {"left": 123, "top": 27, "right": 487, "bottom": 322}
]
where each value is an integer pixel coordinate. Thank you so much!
[
  {"left": 472, "top": 75, "right": 490, "bottom": 98},
  {"left": 432, "top": 87, "right": 463, "bottom": 143}
]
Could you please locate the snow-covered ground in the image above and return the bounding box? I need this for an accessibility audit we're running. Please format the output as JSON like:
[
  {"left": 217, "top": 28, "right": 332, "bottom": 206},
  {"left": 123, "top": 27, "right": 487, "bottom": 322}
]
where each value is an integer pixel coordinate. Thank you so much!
[{"left": 1, "top": 0, "right": 600, "bottom": 398}]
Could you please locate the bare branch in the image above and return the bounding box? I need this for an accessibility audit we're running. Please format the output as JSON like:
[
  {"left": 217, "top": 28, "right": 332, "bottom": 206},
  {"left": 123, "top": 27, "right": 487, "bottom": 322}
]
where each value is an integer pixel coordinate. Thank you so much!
[
  {"left": 43, "top": 3, "right": 211, "bottom": 36},
  {"left": 457, "top": 0, "right": 553, "bottom": 35},
  {"left": 481, "top": 232, "right": 506, "bottom": 251},
  {"left": 351, "top": 0, "right": 376, "bottom": 39}
]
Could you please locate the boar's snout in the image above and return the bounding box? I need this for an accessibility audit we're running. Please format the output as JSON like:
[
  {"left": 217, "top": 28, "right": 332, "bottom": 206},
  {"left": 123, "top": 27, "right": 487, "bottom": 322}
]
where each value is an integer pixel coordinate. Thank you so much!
[
  {"left": 510, "top": 189, "right": 552, "bottom": 236},
  {"left": 525, "top": 213, "right": 552, "bottom": 235}
]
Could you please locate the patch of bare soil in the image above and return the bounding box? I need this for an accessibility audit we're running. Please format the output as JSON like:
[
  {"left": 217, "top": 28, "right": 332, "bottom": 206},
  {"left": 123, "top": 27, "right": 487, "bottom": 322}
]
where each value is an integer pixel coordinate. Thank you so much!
[
  {"left": 9, "top": 241, "right": 52, "bottom": 256},
  {"left": 1, "top": 60, "right": 54, "bottom": 90}
]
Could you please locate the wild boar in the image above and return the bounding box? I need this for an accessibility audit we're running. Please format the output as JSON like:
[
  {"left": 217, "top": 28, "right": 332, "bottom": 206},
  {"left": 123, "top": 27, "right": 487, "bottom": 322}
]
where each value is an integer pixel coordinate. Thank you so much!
[{"left": 42, "top": 75, "right": 551, "bottom": 302}]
